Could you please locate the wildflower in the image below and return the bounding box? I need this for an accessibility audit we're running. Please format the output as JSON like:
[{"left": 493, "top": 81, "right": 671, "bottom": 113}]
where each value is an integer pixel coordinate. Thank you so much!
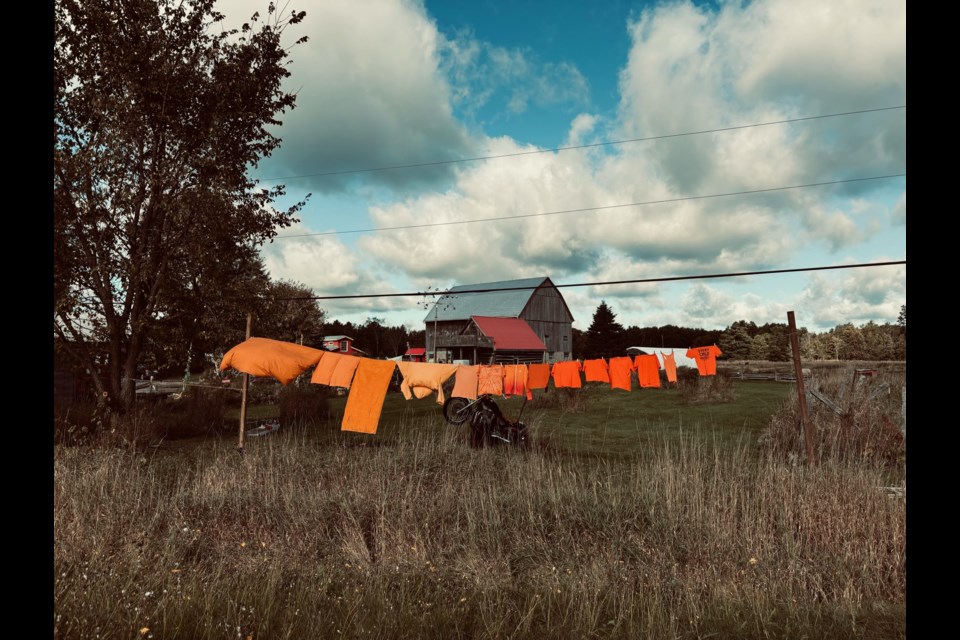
[
  {"left": 139, "top": 628, "right": 150, "bottom": 636},
  {"left": 748, "top": 557, "right": 758, "bottom": 566},
  {"left": 171, "top": 569, "right": 182, "bottom": 575},
  {"left": 240, "top": 542, "right": 246, "bottom": 548},
  {"left": 459, "top": 597, "right": 467, "bottom": 603}
]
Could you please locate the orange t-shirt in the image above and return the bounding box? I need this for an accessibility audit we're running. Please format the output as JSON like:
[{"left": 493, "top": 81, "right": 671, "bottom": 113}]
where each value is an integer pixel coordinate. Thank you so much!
[
  {"left": 527, "top": 363, "right": 551, "bottom": 390},
  {"left": 502, "top": 364, "right": 533, "bottom": 400},
  {"left": 451, "top": 365, "right": 479, "bottom": 400},
  {"left": 686, "top": 345, "right": 723, "bottom": 376},
  {"left": 551, "top": 360, "right": 582, "bottom": 388},
  {"left": 634, "top": 354, "right": 661, "bottom": 388},
  {"left": 220, "top": 337, "right": 326, "bottom": 385},
  {"left": 660, "top": 351, "right": 677, "bottom": 384},
  {"left": 582, "top": 358, "right": 610, "bottom": 383},
  {"left": 341, "top": 359, "right": 396, "bottom": 434},
  {"left": 608, "top": 357, "right": 634, "bottom": 392},
  {"left": 477, "top": 364, "right": 504, "bottom": 396}
]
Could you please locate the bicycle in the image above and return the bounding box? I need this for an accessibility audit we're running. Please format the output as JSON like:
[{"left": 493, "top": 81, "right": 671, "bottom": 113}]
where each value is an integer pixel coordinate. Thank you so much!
[{"left": 442, "top": 394, "right": 529, "bottom": 448}]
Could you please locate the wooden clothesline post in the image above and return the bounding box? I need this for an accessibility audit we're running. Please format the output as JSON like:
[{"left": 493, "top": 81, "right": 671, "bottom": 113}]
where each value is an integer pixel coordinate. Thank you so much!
[{"left": 238, "top": 312, "right": 252, "bottom": 454}]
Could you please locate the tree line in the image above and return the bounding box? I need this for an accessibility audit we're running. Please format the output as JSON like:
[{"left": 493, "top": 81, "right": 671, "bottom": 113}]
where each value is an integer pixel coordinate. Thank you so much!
[{"left": 574, "top": 302, "right": 906, "bottom": 362}]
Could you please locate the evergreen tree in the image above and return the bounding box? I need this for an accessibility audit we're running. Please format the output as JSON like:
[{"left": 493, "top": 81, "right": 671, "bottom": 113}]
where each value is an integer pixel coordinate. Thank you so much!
[{"left": 584, "top": 301, "right": 625, "bottom": 358}]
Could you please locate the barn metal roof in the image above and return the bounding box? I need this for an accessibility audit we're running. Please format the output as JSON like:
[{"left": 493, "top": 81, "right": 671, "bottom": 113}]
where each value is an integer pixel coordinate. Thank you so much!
[
  {"left": 471, "top": 316, "right": 548, "bottom": 351},
  {"left": 423, "top": 277, "right": 550, "bottom": 322}
]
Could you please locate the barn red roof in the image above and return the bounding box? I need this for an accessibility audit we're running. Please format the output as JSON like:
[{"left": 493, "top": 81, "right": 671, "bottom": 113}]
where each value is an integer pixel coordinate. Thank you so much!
[
  {"left": 404, "top": 347, "right": 426, "bottom": 356},
  {"left": 471, "top": 316, "right": 548, "bottom": 351}
]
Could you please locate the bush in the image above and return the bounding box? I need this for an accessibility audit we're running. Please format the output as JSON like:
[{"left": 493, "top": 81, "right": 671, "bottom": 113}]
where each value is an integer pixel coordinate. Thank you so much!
[
  {"left": 676, "top": 368, "right": 736, "bottom": 404},
  {"left": 278, "top": 385, "right": 332, "bottom": 425},
  {"left": 528, "top": 387, "right": 589, "bottom": 413}
]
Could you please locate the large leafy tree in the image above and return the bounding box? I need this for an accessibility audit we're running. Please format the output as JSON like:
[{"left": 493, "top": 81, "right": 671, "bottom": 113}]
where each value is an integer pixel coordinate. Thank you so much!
[{"left": 54, "top": 0, "right": 308, "bottom": 410}]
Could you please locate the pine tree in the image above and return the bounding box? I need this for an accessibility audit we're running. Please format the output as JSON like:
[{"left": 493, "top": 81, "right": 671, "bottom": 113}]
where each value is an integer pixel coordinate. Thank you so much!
[{"left": 584, "top": 301, "right": 625, "bottom": 359}]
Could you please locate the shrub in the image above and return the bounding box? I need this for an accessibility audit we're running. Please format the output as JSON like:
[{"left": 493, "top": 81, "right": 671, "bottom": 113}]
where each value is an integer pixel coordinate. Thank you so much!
[
  {"left": 278, "top": 384, "right": 332, "bottom": 425},
  {"left": 676, "top": 368, "right": 736, "bottom": 404}
]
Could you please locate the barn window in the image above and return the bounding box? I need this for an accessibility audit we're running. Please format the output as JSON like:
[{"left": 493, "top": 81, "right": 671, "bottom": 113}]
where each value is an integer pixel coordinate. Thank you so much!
[{"left": 340, "top": 340, "right": 349, "bottom": 352}]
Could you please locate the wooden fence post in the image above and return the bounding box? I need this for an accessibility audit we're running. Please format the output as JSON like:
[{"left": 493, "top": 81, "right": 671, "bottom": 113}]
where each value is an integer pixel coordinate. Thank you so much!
[{"left": 788, "top": 311, "right": 815, "bottom": 465}]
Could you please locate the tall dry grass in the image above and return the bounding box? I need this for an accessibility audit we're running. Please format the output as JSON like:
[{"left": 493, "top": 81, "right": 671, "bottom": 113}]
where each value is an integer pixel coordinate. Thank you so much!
[{"left": 54, "top": 417, "right": 904, "bottom": 639}]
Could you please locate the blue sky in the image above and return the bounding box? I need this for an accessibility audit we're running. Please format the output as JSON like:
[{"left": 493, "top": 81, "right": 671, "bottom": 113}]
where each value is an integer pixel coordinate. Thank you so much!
[{"left": 220, "top": 0, "right": 905, "bottom": 334}]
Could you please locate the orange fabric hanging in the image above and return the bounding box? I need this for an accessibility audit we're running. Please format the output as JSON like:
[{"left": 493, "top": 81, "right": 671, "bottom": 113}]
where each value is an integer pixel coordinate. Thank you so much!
[
  {"left": 582, "top": 358, "right": 610, "bottom": 383},
  {"left": 452, "top": 365, "right": 479, "bottom": 400},
  {"left": 686, "top": 345, "right": 723, "bottom": 376},
  {"left": 527, "top": 363, "right": 551, "bottom": 390},
  {"left": 396, "top": 362, "right": 459, "bottom": 404},
  {"left": 329, "top": 355, "right": 362, "bottom": 389},
  {"left": 311, "top": 351, "right": 342, "bottom": 386},
  {"left": 551, "top": 360, "right": 583, "bottom": 388},
  {"left": 660, "top": 351, "right": 678, "bottom": 384},
  {"left": 220, "top": 337, "right": 325, "bottom": 385},
  {"left": 608, "top": 356, "right": 634, "bottom": 392},
  {"left": 341, "top": 359, "right": 396, "bottom": 434},
  {"left": 477, "top": 364, "right": 504, "bottom": 396},
  {"left": 502, "top": 364, "right": 533, "bottom": 400},
  {"left": 634, "top": 354, "right": 661, "bottom": 388}
]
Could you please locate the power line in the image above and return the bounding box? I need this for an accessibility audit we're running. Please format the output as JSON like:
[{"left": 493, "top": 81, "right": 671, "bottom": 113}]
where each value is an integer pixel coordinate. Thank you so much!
[
  {"left": 273, "top": 173, "right": 905, "bottom": 239},
  {"left": 259, "top": 105, "right": 905, "bottom": 182},
  {"left": 276, "top": 260, "right": 906, "bottom": 301}
]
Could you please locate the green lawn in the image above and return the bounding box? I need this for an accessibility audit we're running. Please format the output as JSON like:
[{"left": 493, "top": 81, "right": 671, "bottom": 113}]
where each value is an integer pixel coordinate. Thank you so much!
[{"left": 227, "top": 380, "right": 794, "bottom": 459}]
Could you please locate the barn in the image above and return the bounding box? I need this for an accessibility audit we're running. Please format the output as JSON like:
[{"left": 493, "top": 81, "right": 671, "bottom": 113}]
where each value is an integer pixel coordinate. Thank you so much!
[{"left": 423, "top": 276, "right": 574, "bottom": 364}]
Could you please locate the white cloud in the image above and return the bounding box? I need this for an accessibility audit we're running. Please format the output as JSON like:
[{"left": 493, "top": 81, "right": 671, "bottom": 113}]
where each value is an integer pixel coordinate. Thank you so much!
[{"left": 891, "top": 191, "right": 906, "bottom": 225}]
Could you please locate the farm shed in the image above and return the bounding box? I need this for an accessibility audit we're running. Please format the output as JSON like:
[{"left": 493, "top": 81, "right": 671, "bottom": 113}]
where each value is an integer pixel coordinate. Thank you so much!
[{"left": 424, "top": 276, "right": 574, "bottom": 364}]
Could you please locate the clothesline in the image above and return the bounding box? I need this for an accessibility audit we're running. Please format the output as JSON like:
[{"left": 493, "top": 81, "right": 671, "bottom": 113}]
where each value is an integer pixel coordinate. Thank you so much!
[{"left": 219, "top": 338, "right": 724, "bottom": 435}]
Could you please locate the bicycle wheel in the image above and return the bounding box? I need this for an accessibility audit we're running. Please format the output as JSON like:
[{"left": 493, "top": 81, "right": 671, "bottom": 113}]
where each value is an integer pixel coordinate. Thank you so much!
[{"left": 442, "top": 396, "right": 472, "bottom": 425}]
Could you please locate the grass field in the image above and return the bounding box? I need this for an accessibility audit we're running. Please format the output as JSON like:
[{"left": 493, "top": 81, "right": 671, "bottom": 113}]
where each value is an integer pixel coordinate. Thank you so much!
[{"left": 54, "top": 376, "right": 905, "bottom": 639}]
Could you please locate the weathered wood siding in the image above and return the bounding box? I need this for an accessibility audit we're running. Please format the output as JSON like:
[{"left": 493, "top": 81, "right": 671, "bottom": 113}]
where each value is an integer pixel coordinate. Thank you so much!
[{"left": 520, "top": 283, "right": 573, "bottom": 356}]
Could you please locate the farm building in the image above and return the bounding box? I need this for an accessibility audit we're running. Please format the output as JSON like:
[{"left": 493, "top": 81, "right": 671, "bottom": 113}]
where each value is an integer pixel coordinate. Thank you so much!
[
  {"left": 321, "top": 335, "right": 367, "bottom": 357},
  {"left": 423, "top": 276, "right": 574, "bottom": 364}
]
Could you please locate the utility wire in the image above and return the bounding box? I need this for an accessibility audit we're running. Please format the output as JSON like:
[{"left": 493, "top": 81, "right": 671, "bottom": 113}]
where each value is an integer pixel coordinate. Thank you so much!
[
  {"left": 273, "top": 173, "right": 905, "bottom": 239},
  {"left": 276, "top": 260, "right": 906, "bottom": 301},
  {"left": 259, "top": 105, "right": 905, "bottom": 182}
]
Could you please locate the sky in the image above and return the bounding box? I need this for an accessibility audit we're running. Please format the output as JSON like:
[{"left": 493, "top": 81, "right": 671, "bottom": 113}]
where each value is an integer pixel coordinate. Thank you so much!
[{"left": 218, "top": 0, "right": 906, "bottom": 334}]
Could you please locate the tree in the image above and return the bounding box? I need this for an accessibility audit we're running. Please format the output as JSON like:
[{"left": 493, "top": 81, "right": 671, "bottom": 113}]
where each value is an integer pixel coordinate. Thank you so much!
[
  {"left": 584, "top": 301, "right": 625, "bottom": 359},
  {"left": 54, "top": 0, "right": 308, "bottom": 411}
]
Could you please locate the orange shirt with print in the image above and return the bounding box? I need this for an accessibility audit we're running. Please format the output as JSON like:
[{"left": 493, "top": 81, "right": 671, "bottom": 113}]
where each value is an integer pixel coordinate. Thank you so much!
[{"left": 686, "top": 345, "right": 723, "bottom": 376}]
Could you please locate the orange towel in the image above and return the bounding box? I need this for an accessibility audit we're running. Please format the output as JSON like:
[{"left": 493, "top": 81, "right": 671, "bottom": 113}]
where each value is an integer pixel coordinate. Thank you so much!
[
  {"left": 341, "top": 359, "right": 396, "bottom": 434},
  {"left": 451, "top": 365, "right": 479, "bottom": 400},
  {"left": 634, "top": 354, "right": 661, "bottom": 388},
  {"left": 527, "top": 363, "right": 551, "bottom": 390},
  {"left": 582, "top": 358, "right": 610, "bottom": 383},
  {"left": 477, "top": 364, "right": 504, "bottom": 396},
  {"left": 660, "top": 351, "right": 678, "bottom": 384},
  {"left": 396, "top": 362, "right": 459, "bottom": 404},
  {"left": 551, "top": 360, "right": 582, "bottom": 388},
  {"left": 502, "top": 364, "right": 532, "bottom": 400},
  {"left": 311, "top": 351, "right": 342, "bottom": 386},
  {"left": 329, "top": 354, "right": 362, "bottom": 389},
  {"left": 220, "top": 337, "right": 325, "bottom": 385},
  {"left": 608, "top": 357, "right": 634, "bottom": 392}
]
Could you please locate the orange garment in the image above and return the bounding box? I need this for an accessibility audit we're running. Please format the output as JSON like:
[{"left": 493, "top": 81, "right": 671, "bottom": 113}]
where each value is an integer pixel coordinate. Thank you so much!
[
  {"left": 551, "top": 360, "right": 582, "bottom": 388},
  {"left": 502, "top": 364, "right": 533, "bottom": 400},
  {"left": 608, "top": 357, "right": 634, "bottom": 392},
  {"left": 477, "top": 364, "right": 504, "bottom": 396},
  {"left": 341, "top": 359, "right": 396, "bottom": 434},
  {"left": 311, "top": 351, "right": 341, "bottom": 386},
  {"left": 396, "top": 362, "right": 459, "bottom": 404},
  {"left": 220, "top": 337, "right": 325, "bottom": 385},
  {"left": 329, "top": 355, "right": 362, "bottom": 389},
  {"left": 527, "top": 363, "right": 551, "bottom": 390},
  {"left": 686, "top": 345, "right": 723, "bottom": 376},
  {"left": 452, "top": 365, "right": 479, "bottom": 400},
  {"left": 634, "top": 354, "right": 661, "bottom": 388},
  {"left": 660, "top": 351, "right": 678, "bottom": 384},
  {"left": 582, "top": 358, "right": 610, "bottom": 383}
]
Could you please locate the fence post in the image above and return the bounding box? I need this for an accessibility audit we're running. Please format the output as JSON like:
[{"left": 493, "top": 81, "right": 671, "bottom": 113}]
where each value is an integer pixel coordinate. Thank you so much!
[
  {"left": 788, "top": 311, "right": 815, "bottom": 465},
  {"left": 238, "top": 312, "right": 252, "bottom": 453}
]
